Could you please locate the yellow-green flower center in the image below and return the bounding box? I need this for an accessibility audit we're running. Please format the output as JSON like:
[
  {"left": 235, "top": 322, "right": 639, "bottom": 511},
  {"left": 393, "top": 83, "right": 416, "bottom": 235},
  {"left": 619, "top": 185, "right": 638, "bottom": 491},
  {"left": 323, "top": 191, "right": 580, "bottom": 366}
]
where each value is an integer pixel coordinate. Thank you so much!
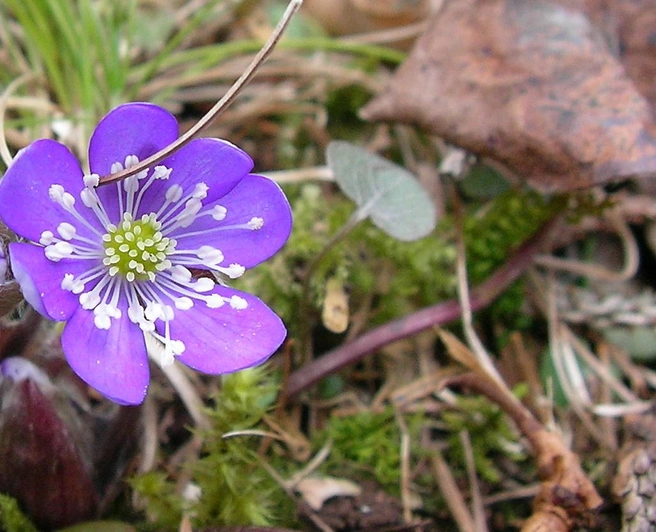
[{"left": 102, "top": 213, "right": 174, "bottom": 282}]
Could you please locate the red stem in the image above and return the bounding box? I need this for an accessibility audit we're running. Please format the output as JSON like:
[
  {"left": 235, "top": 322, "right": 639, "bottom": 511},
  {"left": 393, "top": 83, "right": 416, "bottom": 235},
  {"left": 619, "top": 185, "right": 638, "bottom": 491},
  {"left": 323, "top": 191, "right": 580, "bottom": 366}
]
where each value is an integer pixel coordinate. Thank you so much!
[{"left": 284, "top": 218, "right": 557, "bottom": 398}]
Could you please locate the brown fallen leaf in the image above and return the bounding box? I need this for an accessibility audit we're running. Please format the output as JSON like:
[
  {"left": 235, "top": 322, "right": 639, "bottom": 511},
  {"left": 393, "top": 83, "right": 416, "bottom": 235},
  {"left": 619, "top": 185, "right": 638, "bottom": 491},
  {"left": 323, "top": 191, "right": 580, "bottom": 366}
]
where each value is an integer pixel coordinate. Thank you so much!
[
  {"left": 361, "top": 0, "right": 656, "bottom": 192},
  {"left": 598, "top": 0, "right": 656, "bottom": 110}
]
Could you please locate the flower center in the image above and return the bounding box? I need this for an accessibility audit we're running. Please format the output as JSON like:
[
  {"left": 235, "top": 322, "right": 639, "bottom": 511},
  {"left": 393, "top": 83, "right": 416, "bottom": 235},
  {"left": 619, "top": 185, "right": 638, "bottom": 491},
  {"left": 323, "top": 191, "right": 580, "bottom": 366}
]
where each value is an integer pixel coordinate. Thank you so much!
[{"left": 102, "top": 212, "right": 175, "bottom": 283}]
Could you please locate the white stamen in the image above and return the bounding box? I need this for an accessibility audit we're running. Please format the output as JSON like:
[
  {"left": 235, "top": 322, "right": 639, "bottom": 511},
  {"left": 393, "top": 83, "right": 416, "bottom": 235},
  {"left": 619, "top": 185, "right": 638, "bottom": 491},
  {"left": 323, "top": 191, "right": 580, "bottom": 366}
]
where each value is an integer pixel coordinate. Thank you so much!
[
  {"left": 152, "top": 165, "right": 172, "bottom": 180},
  {"left": 193, "top": 277, "right": 214, "bottom": 293},
  {"left": 40, "top": 231, "right": 55, "bottom": 245},
  {"left": 170, "top": 265, "right": 192, "bottom": 282},
  {"left": 57, "top": 222, "right": 76, "bottom": 240},
  {"left": 80, "top": 291, "right": 100, "bottom": 309},
  {"left": 220, "top": 263, "right": 246, "bottom": 279},
  {"left": 61, "top": 273, "right": 75, "bottom": 291},
  {"left": 125, "top": 155, "right": 139, "bottom": 168},
  {"left": 177, "top": 198, "right": 203, "bottom": 228},
  {"left": 145, "top": 301, "right": 164, "bottom": 322},
  {"left": 84, "top": 174, "right": 100, "bottom": 188},
  {"left": 80, "top": 188, "right": 98, "bottom": 208},
  {"left": 94, "top": 314, "right": 111, "bottom": 329},
  {"left": 205, "top": 294, "right": 225, "bottom": 308},
  {"left": 174, "top": 297, "right": 194, "bottom": 310},
  {"left": 229, "top": 295, "right": 248, "bottom": 310},
  {"left": 192, "top": 183, "right": 209, "bottom": 199},
  {"left": 49, "top": 184, "right": 76, "bottom": 209},
  {"left": 211, "top": 205, "right": 227, "bottom": 221},
  {"left": 165, "top": 184, "right": 183, "bottom": 203},
  {"left": 247, "top": 217, "right": 264, "bottom": 230},
  {"left": 197, "top": 245, "right": 224, "bottom": 265},
  {"left": 45, "top": 241, "right": 74, "bottom": 261},
  {"left": 171, "top": 340, "right": 185, "bottom": 354}
]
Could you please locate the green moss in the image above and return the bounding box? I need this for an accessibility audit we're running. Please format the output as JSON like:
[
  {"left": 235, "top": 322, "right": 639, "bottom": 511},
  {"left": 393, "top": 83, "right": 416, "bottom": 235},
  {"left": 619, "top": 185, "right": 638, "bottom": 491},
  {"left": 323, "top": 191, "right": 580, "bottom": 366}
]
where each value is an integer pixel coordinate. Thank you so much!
[
  {"left": 0, "top": 493, "right": 37, "bottom": 532},
  {"left": 132, "top": 366, "right": 291, "bottom": 530},
  {"left": 441, "top": 389, "right": 530, "bottom": 484},
  {"left": 316, "top": 407, "right": 422, "bottom": 492}
]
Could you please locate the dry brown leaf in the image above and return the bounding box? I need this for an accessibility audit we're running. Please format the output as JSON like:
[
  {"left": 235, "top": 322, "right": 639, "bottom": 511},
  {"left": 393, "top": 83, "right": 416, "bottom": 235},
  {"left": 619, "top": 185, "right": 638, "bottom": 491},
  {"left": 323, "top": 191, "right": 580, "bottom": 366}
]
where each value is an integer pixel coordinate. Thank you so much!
[
  {"left": 321, "top": 277, "right": 350, "bottom": 333},
  {"left": 362, "top": 0, "right": 656, "bottom": 192}
]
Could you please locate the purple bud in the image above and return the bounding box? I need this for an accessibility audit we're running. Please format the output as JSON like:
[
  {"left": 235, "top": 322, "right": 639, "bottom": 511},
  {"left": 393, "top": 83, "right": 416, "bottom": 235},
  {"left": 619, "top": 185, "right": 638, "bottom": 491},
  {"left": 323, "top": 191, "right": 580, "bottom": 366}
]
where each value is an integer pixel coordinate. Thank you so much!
[{"left": 0, "top": 357, "right": 99, "bottom": 529}]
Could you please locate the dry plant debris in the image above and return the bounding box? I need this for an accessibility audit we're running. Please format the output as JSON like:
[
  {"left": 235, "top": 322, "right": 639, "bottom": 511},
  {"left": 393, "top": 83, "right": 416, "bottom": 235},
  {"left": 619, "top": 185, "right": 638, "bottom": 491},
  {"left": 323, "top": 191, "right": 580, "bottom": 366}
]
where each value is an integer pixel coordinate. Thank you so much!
[{"left": 362, "top": 0, "right": 656, "bottom": 192}]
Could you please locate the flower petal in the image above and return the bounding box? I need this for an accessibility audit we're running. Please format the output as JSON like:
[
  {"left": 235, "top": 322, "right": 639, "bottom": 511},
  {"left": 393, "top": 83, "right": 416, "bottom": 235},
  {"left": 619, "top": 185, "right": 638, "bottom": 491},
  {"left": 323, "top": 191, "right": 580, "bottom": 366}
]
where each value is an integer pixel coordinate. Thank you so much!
[
  {"left": 172, "top": 174, "right": 292, "bottom": 268},
  {"left": 61, "top": 304, "right": 150, "bottom": 405},
  {"left": 88, "top": 102, "right": 179, "bottom": 176},
  {"left": 137, "top": 138, "right": 254, "bottom": 215},
  {"left": 9, "top": 242, "right": 88, "bottom": 321},
  {"left": 165, "top": 286, "right": 286, "bottom": 374},
  {"left": 89, "top": 103, "right": 180, "bottom": 225},
  {"left": 0, "top": 139, "right": 89, "bottom": 241}
]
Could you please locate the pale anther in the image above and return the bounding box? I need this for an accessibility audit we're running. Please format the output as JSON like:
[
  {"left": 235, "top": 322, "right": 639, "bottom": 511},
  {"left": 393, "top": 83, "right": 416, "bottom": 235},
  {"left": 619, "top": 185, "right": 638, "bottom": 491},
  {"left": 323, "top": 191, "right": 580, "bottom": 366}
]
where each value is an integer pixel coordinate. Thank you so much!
[
  {"left": 192, "top": 183, "right": 209, "bottom": 199},
  {"left": 193, "top": 278, "right": 214, "bottom": 293},
  {"left": 57, "top": 222, "right": 76, "bottom": 240},
  {"left": 230, "top": 295, "right": 248, "bottom": 310},
  {"left": 166, "top": 184, "right": 183, "bottom": 202},
  {"left": 40, "top": 231, "right": 55, "bottom": 245},
  {"left": 80, "top": 189, "right": 98, "bottom": 207},
  {"left": 247, "top": 217, "right": 264, "bottom": 230},
  {"left": 152, "top": 165, "right": 172, "bottom": 180},
  {"left": 211, "top": 205, "right": 227, "bottom": 221},
  {"left": 221, "top": 263, "right": 245, "bottom": 279},
  {"left": 83, "top": 174, "right": 100, "bottom": 188}
]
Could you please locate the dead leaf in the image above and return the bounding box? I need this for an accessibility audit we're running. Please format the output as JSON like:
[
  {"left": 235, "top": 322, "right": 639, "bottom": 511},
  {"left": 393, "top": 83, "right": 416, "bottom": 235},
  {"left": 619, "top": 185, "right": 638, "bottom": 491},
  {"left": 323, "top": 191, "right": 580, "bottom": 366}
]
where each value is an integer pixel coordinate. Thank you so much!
[
  {"left": 295, "top": 475, "right": 362, "bottom": 511},
  {"left": 322, "top": 277, "right": 350, "bottom": 333},
  {"left": 597, "top": 0, "right": 656, "bottom": 110},
  {"left": 361, "top": 0, "right": 656, "bottom": 192}
]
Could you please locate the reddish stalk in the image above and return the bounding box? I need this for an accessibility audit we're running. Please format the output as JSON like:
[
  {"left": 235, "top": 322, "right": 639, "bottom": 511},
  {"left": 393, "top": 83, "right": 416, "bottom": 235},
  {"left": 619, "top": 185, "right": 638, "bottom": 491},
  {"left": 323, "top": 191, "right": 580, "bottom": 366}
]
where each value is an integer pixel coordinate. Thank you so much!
[{"left": 284, "top": 217, "right": 558, "bottom": 398}]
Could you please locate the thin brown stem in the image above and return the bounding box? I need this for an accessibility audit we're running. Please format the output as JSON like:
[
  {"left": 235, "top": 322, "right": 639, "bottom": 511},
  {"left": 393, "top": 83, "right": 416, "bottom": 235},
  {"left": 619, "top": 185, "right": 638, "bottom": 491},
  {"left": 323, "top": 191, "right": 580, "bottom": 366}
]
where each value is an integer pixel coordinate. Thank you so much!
[
  {"left": 98, "top": 0, "right": 303, "bottom": 186},
  {"left": 285, "top": 217, "right": 558, "bottom": 398}
]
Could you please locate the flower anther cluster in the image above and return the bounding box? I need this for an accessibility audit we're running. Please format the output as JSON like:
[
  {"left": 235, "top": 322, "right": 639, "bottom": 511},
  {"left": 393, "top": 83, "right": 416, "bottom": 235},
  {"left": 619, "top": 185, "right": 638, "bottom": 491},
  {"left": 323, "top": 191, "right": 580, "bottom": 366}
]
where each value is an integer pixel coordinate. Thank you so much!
[{"left": 0, "top": 103, "right": 292, "bottom": 404}]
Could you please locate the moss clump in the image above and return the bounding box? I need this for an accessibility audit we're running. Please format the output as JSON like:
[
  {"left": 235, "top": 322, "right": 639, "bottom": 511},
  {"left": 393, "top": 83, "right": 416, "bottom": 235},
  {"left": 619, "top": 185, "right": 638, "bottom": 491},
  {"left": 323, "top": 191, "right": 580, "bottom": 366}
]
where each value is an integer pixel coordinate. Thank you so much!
[
  {"left": 132, "top": 366, "right": 290, "bottom": 530},
  {"left": 0, "top": 493, "right": 38, "bottom": 532}
]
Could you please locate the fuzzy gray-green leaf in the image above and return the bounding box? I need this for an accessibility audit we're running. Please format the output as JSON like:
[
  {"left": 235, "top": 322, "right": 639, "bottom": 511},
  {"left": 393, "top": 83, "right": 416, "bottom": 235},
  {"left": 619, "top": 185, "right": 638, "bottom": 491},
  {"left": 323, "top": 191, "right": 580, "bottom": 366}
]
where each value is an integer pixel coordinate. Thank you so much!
[{"left": 326, "top": 141, "right": 437, "bottom": 241}]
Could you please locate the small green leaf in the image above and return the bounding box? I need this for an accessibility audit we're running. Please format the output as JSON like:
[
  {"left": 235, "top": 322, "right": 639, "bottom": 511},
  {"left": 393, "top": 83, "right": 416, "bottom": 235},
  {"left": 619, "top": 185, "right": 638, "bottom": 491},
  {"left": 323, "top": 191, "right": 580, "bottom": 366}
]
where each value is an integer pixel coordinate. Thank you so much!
[{"left": 326, "top": 141, "right": 437, "bottom": 241}]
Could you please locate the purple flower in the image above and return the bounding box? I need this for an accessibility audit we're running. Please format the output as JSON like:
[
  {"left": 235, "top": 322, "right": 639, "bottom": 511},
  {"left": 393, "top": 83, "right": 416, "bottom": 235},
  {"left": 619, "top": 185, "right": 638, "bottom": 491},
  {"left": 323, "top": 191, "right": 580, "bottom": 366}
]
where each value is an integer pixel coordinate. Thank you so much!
[{"left": 0, "top": 103, "right": 292, "bottom": 405}]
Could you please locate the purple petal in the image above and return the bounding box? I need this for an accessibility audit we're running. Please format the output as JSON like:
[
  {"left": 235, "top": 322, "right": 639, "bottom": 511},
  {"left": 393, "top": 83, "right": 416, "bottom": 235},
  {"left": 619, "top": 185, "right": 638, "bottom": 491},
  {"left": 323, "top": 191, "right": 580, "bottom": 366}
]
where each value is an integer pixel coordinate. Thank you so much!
[
  {"left": 88, "top": 102, "right": 179, "bottom": 176},
  {"left": 89, "top": 103, "right": 180, "bottom": 225},
  {"left": 9, "top": 242, "right": 89, "bottom": 321},
  {"left": 172, "top": 174, "right": 292, "bottom": 268},
  {"left": 137, "top": 138, "right": 254, "bottom": 215},
  {"left": 61, "top": 304, "right": 150, "bottom": 405},
  {"left": 165, "top": 286, "right": 286, "bottom": 374},
  {"left": 0, "top": 139, "right": 92, "bottom": 241}
]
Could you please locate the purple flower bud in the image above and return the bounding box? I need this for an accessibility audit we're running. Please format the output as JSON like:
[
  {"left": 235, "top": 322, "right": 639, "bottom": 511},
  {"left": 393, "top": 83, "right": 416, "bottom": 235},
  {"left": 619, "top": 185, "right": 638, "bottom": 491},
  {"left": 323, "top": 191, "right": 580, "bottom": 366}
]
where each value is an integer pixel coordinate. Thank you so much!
[{"left": 0, "top": 357, "right": 99, "bottom": 529}]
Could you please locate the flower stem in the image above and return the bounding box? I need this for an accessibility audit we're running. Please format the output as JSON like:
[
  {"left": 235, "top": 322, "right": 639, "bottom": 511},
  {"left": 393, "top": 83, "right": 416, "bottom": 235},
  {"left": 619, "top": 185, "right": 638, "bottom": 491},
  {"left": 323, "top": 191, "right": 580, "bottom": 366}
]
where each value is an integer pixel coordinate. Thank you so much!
[{"left": 98, "top": 0, "right": 304, "bottom": 186}]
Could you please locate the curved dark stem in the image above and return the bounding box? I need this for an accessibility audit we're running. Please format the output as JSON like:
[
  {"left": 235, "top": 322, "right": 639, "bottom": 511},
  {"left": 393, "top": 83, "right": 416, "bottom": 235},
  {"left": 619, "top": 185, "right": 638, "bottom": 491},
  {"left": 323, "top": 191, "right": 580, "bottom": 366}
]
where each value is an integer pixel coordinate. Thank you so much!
[
  {"left": 284, "top": 217, "right": 558, "bottom": 398},
  {"left": 97, "top": 0, "right": 303, "bottom": 186}
]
